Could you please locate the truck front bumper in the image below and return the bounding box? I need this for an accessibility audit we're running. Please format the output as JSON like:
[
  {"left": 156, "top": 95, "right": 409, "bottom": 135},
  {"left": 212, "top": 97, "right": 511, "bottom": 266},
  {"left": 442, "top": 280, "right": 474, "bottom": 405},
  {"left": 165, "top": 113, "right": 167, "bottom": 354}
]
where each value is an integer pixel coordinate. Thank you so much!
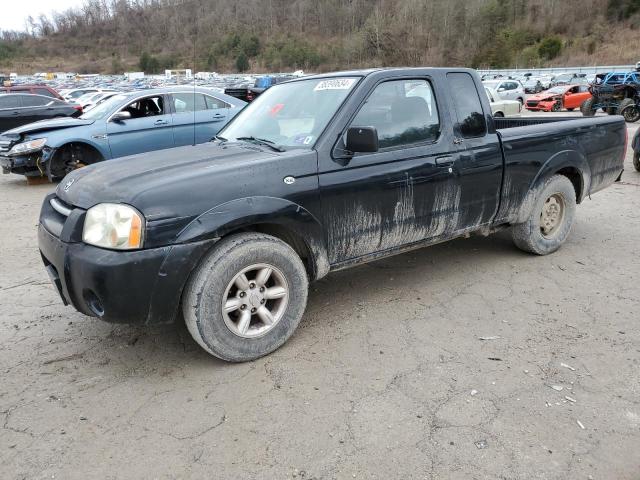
[{"left": 38, "top": 214, "right": 216, "bottom": 325}]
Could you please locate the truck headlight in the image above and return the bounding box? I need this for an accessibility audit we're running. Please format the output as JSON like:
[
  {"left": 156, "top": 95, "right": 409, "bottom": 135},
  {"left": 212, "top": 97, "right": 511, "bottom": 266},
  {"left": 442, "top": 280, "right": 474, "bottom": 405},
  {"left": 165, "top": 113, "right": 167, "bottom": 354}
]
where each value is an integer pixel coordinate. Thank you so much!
[
  {"left": 8, "top": 138, "right": 47, "bottom": 156},
  {"left": 82, "top": 203, "right": 144, "bottom": 250}
]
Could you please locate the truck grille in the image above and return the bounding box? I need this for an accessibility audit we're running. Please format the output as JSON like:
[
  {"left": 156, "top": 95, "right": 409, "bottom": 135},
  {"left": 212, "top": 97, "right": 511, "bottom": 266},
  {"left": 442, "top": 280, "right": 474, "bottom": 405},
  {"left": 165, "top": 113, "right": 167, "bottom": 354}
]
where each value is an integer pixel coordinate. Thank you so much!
[{"left": 50, "top": 197, "right": 73, "bottom": 217}]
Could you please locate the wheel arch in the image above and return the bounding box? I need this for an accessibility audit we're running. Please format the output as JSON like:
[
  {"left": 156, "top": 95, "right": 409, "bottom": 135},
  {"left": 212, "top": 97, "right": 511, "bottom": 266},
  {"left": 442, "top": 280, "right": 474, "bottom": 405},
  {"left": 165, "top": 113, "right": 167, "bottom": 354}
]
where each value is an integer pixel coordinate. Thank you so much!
[
  {"left": 515, "top": 150, "right": 590, "bottom": 223},
  {"left": 176, "top": 196, "right": 330, "bottom": 280}
]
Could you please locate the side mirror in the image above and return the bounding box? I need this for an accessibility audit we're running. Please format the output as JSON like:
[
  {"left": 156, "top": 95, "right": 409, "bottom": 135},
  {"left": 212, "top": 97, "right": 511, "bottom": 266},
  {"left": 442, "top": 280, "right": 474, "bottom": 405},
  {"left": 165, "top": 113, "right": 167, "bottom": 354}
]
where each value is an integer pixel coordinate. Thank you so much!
[
  {"left": 111, "top": 111, "right": 131, "bottom": 122},
  {"left": 345, "top": 126, "right": 379, "bottom": 153}
]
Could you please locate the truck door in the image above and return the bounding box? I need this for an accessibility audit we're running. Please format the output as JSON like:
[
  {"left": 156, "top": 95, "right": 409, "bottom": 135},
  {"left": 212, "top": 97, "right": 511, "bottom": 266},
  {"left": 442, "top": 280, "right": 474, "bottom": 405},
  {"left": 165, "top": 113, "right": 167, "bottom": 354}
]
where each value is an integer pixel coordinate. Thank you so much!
[
  {"left": 446, "top": 72, "right": 503, "bottom": 227},
  {"left": 319, "top": 76, "right": 464, "bottom": 264}
]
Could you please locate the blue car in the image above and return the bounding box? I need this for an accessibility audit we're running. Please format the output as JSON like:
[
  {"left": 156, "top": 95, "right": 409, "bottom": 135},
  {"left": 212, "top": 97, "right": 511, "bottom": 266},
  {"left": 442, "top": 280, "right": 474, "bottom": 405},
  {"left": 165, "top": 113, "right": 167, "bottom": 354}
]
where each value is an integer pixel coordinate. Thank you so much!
[{"left": 0, "top": 86, "right": 245, "bottom": 180}]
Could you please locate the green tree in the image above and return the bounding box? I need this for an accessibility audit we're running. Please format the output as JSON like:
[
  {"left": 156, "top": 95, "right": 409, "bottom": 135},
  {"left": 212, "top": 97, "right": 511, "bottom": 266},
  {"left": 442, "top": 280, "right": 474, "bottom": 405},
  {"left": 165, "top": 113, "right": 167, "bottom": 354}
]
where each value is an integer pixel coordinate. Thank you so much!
[
  {"left": 538, "top": 37, "right": 562, "bottom": 60},
  {"left": 235, "top": 52, "right": 249, "bottom": 72}
]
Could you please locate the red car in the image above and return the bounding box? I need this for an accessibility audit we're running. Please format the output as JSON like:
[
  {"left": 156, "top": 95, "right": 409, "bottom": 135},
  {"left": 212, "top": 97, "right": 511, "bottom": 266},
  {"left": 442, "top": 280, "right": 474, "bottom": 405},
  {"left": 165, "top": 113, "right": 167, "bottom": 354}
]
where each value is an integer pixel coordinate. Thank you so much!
[
  {"left": 0, "top": 84, "right": 64, "bottom": 100},
  {"left": 525, "top": 84, "right": 592, "bottom": 112}
]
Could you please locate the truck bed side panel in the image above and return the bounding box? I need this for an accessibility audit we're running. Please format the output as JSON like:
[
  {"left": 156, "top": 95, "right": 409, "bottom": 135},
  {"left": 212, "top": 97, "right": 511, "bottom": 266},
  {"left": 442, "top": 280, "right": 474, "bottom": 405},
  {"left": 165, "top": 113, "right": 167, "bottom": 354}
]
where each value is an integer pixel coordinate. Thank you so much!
[{"left": 493, "top": 116, "right": 626, "bottom": 225}]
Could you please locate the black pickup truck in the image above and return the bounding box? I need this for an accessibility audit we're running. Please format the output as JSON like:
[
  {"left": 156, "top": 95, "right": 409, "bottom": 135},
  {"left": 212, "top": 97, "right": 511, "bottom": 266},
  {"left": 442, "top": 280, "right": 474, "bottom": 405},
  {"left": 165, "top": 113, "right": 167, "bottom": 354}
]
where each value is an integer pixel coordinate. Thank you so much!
[{"left": 38, "top": 68, "right": 626, "bottom": 362}]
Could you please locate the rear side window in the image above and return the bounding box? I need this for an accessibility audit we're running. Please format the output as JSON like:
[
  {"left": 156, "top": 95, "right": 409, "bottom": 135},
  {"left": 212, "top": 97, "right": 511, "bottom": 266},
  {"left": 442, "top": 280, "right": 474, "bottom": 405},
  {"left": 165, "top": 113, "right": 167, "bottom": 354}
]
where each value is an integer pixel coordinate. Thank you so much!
[
  {"left": 35, "top": 88, "right": 55, "bottom": 97},
  {"left": 447, "top": 73, "right": 487, "bottom": 138},
  {"left": 350, "top": 79, "right": 440, "bottom": 149},
  {"left": 205, "top": 95, "right": 228, "bottom": 110},
  {"left": 0, "top": 95, "right": 22, "bottom": 108},
  {"left": 173, "top": 93, "right": 207, "bottom": 113},
  {"left": 22, "top": 96, "right": 50, "bottom": 107}
]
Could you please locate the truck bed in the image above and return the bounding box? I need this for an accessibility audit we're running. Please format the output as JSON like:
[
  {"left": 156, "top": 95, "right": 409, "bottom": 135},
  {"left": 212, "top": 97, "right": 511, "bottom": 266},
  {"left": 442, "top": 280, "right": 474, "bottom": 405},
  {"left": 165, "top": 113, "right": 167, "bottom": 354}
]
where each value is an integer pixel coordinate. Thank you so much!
[{"left": 492, "top": 115, "right": 626, "bottom": 225}]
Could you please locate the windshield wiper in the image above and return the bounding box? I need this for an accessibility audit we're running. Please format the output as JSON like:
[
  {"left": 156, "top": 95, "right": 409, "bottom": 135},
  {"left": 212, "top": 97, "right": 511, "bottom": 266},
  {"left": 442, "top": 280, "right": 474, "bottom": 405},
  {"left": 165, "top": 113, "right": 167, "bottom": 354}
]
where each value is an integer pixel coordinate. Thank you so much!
[
  {"left": 235, "top": 136, "right": 286, "bottom": 152},
  {"left": 214, "top": 135, "right": 227, "bottom": 143}
]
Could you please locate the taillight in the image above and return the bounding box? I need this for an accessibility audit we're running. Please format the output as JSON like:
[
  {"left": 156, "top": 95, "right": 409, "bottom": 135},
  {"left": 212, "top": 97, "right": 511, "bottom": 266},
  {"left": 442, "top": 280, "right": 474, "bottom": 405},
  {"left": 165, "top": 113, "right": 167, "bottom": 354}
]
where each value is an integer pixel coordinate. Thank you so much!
[{"left": 73, "top": 104, "right": 83, "bottom": 112}]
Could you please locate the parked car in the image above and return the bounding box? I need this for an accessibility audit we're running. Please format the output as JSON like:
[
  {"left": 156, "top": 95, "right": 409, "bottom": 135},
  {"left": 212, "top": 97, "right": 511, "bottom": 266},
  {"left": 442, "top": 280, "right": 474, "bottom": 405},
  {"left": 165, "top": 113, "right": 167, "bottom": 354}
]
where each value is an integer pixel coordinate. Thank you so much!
[
  {"left": 0, "top": 84, "right": 64, "bottom": 100},
  {"left": 60, "top": 88, "right": 107, "bottom": 102},
  {"left": 525, "top": 85, "right": 592, "bottom": 112},
  {"left": 484, "top": 87, "right": 521, "bottom": 116},
  {"left": 36, "top": 68, "right": 626, "bottom": 361},
  {"left": 522, "top": 77, "right": 543, "bottom": 93},
  {"left": 551, "top": 73, "right": 587, "bottom": 87},
  {"left": 482, "top": 79, "right": 525, "bottom": 104},
  {"left": 632, "top": 128, "right": 640, "bottom": 172},
  {"left": 76, "top": 91, "right": 120, "bottom": 111},
  {"left": 0, "top": 94, "right": 82, "bottom": 133},
  {"left": 224, "top": 76, "right": 292, "bottom": 102},
  {"left": 0, "top": 87, "right": 245, "bottom": 179}
]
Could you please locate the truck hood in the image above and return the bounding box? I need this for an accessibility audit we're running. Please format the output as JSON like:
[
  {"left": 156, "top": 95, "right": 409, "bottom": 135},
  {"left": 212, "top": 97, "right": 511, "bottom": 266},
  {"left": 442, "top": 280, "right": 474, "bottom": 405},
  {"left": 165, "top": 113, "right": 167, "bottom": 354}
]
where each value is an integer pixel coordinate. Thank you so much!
[
  {"left": 5, "top": 118, "right": 95, "bottom": 136},
  {"left": 56, "top": 142, "right": 291, "bottom": 219}
]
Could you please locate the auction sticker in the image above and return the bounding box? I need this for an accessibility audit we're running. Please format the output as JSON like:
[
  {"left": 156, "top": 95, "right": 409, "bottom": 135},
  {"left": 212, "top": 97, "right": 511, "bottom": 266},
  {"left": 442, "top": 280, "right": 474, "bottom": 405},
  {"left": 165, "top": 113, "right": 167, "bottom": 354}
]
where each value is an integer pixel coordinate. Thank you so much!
[{"left": 314, "top": 78, "right": 356, "bottom": 91}]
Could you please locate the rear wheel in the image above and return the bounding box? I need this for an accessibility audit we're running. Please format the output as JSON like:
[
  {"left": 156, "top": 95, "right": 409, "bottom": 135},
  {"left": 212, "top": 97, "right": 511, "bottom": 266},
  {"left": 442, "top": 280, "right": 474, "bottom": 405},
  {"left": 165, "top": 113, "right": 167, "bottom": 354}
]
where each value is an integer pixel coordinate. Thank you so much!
[
  {"left": 580, "top": 98, "right": 596, "bottom": 117},
  {"left": 634, "top": 152, "right": 640, "bottom": 172},
  {"left": 512, "top": 175, "right": 577, "bottom": 255},
  {"left": 182, "top": 233, "right": 309, "bottom": 362}
]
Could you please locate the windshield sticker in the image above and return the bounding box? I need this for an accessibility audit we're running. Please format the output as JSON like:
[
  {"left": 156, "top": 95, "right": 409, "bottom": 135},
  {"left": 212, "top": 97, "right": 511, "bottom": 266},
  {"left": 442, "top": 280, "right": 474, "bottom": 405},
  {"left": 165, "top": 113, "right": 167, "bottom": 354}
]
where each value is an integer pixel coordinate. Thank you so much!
[
  {"left": 314, "top": 78, "right": 355, "bottom": 91},
  {"left": 269, "top": 103, "right": 285, "bottom": 117}
]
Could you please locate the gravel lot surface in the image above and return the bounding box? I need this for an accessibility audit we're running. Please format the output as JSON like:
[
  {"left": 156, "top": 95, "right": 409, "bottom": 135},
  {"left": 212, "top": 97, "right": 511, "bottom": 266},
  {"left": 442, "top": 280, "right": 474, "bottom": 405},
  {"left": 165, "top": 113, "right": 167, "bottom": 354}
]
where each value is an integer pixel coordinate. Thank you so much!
[{"left": 1, "top": 116, "right": 639, "bottom": 479}]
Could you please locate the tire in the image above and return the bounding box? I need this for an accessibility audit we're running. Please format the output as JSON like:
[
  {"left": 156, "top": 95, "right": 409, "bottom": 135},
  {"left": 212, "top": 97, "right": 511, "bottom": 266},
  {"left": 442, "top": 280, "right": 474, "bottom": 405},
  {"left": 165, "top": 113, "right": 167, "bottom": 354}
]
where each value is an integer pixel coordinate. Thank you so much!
[
  {"left": 493, "top": 111, "right": 504, "bottom": 118},
  {"left": 605, "top": 107, "right": 617, "bottom": 115},
  {"left": 551, "top": 102, "right": 561, "bottom": 112},
  {"left": 580, "top": 97, "right": 595, "bottom": 116},
  {"left": 182, "top": 232, "right": 309, "bottom": 362},
  {"left": 511, "top": 175, "right": 577, "bottom": 255},
  {"left": 634, "top": 152, "right": 640, "bottom": 172},
  {"left": 618, "top": 98, "right": 640, "bottom": 123}
]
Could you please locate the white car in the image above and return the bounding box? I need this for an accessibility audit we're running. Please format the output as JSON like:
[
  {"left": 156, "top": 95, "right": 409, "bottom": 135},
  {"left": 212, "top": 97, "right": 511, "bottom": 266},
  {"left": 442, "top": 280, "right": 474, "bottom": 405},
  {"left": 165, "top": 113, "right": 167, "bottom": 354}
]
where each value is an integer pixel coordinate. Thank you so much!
[
  {"left": 482, "top": 79, "right": 525, "bottom": 104},
  {"left": 485, "top": 88, "right": 521, "bottom": 117},
  {"left": 76, "top": 91, "right": 119, "bottom": 111}
]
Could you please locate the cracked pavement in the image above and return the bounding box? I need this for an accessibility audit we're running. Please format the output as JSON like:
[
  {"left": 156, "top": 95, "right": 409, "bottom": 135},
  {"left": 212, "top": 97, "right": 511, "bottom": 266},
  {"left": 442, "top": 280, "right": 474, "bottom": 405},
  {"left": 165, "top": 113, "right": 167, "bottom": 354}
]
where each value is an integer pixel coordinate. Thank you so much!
[{"left": 1, "top": 120, "right": 639, "bottom": 479}]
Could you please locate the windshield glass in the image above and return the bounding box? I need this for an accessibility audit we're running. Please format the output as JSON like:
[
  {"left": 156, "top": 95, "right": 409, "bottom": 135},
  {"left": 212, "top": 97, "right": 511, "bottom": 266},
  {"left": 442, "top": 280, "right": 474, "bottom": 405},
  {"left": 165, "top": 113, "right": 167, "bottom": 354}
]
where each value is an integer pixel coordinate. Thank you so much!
[
  {"left": 220, "top": 77, "right": 359, "bottom": 148},
  {"left": 546, "top": 87, "right": 566, "bottom": 94},
  {"left": 80, "top": 94, "right": 128, "bottom": 120}
]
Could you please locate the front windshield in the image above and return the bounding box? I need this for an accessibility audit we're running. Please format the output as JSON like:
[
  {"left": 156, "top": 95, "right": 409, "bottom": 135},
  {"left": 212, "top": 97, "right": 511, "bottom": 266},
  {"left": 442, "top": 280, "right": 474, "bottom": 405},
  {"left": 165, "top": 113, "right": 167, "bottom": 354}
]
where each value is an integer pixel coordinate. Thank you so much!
[
  {"left": 546, "top": 87, "right": 566, "bottom": 94},
  {"left": 220, "top": 77, "right": 359, "bottom": 148},
  {"left": 80, "top": 94, "right": 128, "bottom": 120}
]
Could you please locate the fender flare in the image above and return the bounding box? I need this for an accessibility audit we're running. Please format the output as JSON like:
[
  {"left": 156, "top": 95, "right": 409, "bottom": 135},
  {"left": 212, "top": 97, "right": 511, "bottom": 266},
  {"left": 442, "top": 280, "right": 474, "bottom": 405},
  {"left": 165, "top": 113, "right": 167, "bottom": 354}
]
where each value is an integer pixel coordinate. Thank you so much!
[
  {"left": 176, "top": 196, "right": 330, "bottom": 280},
  {"left": 516, "top": 149, "right": 591, "bottom": 223}
]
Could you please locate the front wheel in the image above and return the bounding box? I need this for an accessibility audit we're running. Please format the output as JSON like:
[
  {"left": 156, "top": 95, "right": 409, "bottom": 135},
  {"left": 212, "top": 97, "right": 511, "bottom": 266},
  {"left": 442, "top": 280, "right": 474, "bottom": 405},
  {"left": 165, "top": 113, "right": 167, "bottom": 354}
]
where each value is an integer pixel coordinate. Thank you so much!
[
  {"left": 511, "top": 175, "right": 577, "bottom": 255},
  {"left": 182, "top": 233, "right": 309, "bottom": 362}
]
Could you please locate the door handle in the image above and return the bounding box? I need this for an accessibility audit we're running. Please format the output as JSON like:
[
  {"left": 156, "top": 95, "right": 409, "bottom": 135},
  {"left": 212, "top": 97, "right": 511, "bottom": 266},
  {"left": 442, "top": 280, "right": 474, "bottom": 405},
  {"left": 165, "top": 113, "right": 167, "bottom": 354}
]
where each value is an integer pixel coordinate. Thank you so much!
[
  {"left": 154, "top": 119, "right": 169, "bottom": 126},
  {"left": 212, "top": 114, "right": 225, "bottom": 121},
  {"left": 435, "top": 155, "right": 454, "bottom": 167},
  {"left": 12, "top": 111, "right": 20, "bottom": 115}
]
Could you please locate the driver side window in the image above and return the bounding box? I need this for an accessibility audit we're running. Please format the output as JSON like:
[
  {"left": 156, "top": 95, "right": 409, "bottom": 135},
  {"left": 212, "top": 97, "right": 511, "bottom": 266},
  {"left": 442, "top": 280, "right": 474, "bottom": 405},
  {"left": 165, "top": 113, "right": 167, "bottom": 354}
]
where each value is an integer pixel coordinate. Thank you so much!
[
  {"left": 350, "top": 79, "right": 440, "bottom": 150},
  {"left": 121, "top": 96, "right": 165, "bottom": 119}
]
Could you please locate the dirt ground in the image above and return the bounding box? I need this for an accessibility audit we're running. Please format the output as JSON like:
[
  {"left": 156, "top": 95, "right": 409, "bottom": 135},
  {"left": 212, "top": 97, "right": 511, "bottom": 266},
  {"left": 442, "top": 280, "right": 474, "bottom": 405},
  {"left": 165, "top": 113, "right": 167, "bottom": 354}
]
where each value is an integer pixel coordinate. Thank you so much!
[{"left": 1, "top": 119, "right": 639, "bottom": 480}]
